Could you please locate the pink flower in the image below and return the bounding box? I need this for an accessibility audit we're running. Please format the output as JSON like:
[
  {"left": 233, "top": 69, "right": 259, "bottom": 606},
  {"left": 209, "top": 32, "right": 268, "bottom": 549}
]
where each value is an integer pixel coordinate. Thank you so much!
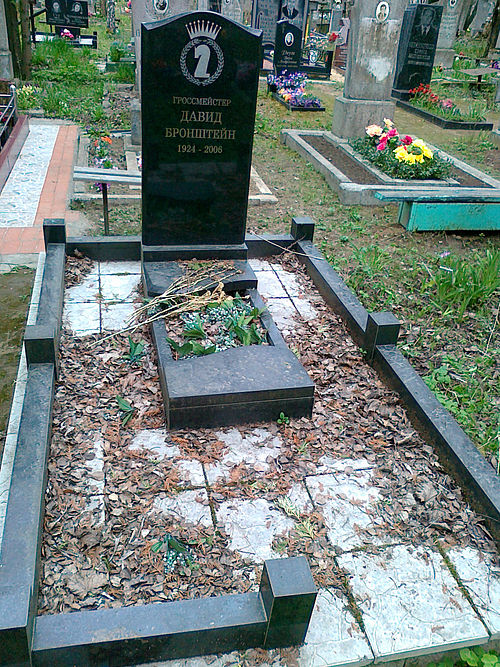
[
  {"left": 402, "top": 135, "right": 413, "bottom": 145},
  {"left": 387, "top": 128, "right": 398, "bottom": 138},
  {"left": 377, "top": 139, "right": 387, "bottom": 151}
]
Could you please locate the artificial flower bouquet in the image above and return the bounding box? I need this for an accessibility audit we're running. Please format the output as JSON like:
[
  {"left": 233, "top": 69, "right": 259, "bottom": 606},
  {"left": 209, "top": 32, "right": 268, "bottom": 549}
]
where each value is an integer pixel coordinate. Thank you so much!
[
  {"left": 409, "top": 83, "right": 487, "bottom": 122},
  {"left": 352, "top": 119, "right": 451, "bottom": 180},
  {"left": 267, "top": 71, "right": 323, "bottom": 109}
]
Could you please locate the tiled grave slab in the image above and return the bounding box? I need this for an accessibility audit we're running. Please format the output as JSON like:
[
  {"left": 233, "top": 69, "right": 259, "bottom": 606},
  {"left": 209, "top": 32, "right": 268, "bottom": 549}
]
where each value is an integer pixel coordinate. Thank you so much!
[
  {"left": 100, "top": 273, "right": 141, "bottom": 302},
  {"left": 101, "top": 302, "right": 137, "bottom": 331},
  {"left": 254, "top": 270, "right": 288, "bottom": 298},
  {"left": 129, "top": 428, "right": 205, "bottom": 486},
  {"left": 298, "top": 589, "right": 373, "bottom": 667},
  {"left": 62, "top": 302, "right": 100, "bottom": 335},
  {"left": 99, "top": 261, "right": 141, "bottom": 275},
  {"left": 338, "top": 545, "right": 489, "bottom": 662},
  {"left": 305, "top": 468, "right": 386, "bottom": 550},
  {"left": 265, "top": 298, "right": 299, "bottom": 332},
  {"left": 204, "top": 427, "right": 283, "bottom": 483},
  {"left": 64, "top": 274, "right": 100, "bottom": 303},
  {"left": 152, "top": 489, "right": 213, "bottom": 527},
  {"left": 216, "top": 498, "right": 294, "bottom": 562},
  {"left": 447, "top": 546, "right": 500, "bottom": 639}
]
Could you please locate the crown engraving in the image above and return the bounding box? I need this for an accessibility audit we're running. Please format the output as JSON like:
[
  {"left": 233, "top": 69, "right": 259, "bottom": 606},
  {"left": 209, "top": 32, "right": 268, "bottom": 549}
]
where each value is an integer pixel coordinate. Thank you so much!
[{"left": 186, "top": 20, "right": 221, "bottom": 41}]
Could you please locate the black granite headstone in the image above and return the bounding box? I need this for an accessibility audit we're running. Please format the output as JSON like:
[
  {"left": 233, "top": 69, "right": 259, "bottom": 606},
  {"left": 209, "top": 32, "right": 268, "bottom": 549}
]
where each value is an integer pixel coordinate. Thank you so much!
[
  {"left": 251, "top": 0, "right": 281, "bottom": 52},
  {"left": 141, "top": 12, "right": 262, "bottom": 247},
  {"left": 45, "top": 0, "right": 88, "bottom": 28},
  {"left": 274, "top": 20, "right": 302, "bottom": 74},
  {"left": 393, "top": 4, "right": 443, "bottom": 97}
]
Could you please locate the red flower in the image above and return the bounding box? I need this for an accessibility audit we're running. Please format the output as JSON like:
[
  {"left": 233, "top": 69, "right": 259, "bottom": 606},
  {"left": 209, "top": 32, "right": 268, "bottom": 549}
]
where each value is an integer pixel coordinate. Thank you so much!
[
  {"left": 402, "top": 135, "right": 413, "bottom": 145},
  {"left": 328, "top": 32, "right": 338, "bottom": 42}
]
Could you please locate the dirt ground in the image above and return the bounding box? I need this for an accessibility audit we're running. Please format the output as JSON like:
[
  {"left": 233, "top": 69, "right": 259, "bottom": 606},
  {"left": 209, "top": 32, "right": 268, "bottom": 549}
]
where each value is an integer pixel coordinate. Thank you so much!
[{"left": 0, "top": 267, "right": 34, "bottom": 461}]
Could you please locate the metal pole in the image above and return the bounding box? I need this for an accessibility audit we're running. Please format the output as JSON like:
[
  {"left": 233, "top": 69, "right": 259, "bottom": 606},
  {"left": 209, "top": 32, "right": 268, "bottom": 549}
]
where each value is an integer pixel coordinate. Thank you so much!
[{"left": 102, "top": 182, "right": 110, "bottom": 235}]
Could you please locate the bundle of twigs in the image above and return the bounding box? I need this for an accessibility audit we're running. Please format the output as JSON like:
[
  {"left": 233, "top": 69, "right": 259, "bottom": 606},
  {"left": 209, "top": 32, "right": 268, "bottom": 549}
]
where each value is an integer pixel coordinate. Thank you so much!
[{"left": 94, "top": 263, "right": 240, "bottom": 344}]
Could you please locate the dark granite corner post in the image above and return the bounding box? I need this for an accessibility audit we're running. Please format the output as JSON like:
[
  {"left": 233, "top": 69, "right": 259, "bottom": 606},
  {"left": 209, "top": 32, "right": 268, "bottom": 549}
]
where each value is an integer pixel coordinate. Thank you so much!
[
  {"left": 364, "top": 312, "right": 400, "bottom": 360},
  {"left": 0, "top": 363, "right": 56, "bottom": 667},
  {"left": 291, "top": 216, "right": 315, "bottom": 242},
  {"left": 260, "top": 557, "right": 317, "bottom": 649},
  {"left": 24, "top": 325, "right": 58, "bottom": 370},
  {"left": 42, "top": 219, "right": 66, "bottom": 248}
]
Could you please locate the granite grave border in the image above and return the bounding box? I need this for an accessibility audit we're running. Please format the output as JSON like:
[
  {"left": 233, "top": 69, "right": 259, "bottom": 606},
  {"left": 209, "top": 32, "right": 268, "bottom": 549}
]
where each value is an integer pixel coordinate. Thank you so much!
[
  {"left": 394, "top": 99, "right": 494, "bottom": 131},
  {"left": 1, "top": 217, "right": 499, "bottom": 666},
  {"left": 280, "top": 128, "right": 500, "bottom": 206}
]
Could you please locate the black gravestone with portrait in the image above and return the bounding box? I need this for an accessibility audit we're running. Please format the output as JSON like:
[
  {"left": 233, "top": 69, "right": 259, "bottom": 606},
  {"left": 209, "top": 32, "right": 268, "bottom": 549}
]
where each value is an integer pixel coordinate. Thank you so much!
[
  {"left": 274, "top": 20, "right": 302, "bottom": 74},
  {"left": 141, "top": 12, "right": 261, "bottom": 248},
  {"left": 392, "top": 3, "right": 443, "bottom": 99},
  {"left": 45, "top": 0, "right": 88, "bottom": 28}
]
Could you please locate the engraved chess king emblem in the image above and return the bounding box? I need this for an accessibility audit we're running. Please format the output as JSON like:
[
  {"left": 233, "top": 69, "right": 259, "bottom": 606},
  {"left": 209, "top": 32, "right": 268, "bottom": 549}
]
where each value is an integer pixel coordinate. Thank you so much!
[{"left": 180, "top": 19, "right": 225, "bottom": 86}]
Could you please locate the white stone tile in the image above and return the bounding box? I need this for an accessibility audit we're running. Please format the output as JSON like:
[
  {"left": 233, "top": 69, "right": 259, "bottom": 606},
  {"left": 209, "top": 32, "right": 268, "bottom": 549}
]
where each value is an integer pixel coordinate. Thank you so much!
[
  {"left": 316, "top": 457, "right": 374, "bottom": 475},
  {"left": 84, "top": 437, "right": 105, "bottom": 495},
  {"left": 338, "top": 545, "right": 489, "bottom": 662},
  {"left": 152, "top": 490, "right": 213, "bottom": 527},
  {"left": 204, "top": 428, "right": 283, "bottom": 483},
  {"left": 292, "top": 296, "right": 319, "bottom": 321},
  {"left": 65, "top": 275, "right": 100, "bottom": 303},
  {"left": 248, "top": 259, "right": 273, "bottom": 272},
  {"left": 305, "top": 470, "right": 386, "bottom": 550},
  {"left": 272, "top": 266, "right": 304, "bottom": 297},
  {"left": 0, "top": 123, "right": 59, "bottom": 228},
  {"left": 131, "top": 652, "right": 248, "bottom": 667},
  {"left": 285, "top": 482, "right": 314, "bottom": 513},
  {"left": 216, "top": 498, "right": 294, "bottom": 562},
  {"left": 448, "top": 546, "right": 500, "bottom": 639},
  {"left": 129, "top": 429, "right": 205, "bottom": 486},
  {"left": 100, "top": 274, "right": 141, "bottom": 302},
  {"left": 265, "top": 297, "right": 298, "bottom": 333},
  {"left": 299, "top": 589, "right": 373, "bottom": 667},
  {"left": 256, "top": 271, "right": 288, "bottom": 298},
  {"left": 63, "top": 302, "right": 100, "bottom": 335},
  {"left": 101, "top": 302, "right": 136, "bottom": 331},
  {"left": 99, "top": 261, "right": 141, "bottom": 275}
]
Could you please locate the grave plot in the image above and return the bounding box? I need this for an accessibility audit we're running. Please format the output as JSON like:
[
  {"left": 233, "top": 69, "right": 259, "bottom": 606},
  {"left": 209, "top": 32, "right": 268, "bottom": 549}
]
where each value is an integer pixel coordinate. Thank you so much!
[{"left": 17, "top": 238, "right": 498, "bottom": 666}]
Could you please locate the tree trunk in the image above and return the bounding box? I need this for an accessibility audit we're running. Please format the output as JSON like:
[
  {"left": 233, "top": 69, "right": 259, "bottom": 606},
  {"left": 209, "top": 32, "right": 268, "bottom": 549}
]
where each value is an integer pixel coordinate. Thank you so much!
[
  {"left": 485, "top": 0, "right": 500, "bottom": 53},
  {"left": 4, "top": 0, "right": 22, "bottom": 78},
  {"left": 19, "top": 0, "right": 30, "bottom": 79},
  {"left": 106, "top": 0, "right": 116, "bottom": 32}
]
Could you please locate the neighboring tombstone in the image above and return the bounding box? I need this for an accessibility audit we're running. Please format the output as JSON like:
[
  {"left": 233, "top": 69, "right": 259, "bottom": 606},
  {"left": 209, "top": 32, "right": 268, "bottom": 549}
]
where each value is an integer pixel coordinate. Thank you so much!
[
  {"left": 274, "top": 20, "right": 302, "bottom": 73},
  {"left": 131, "top": 0, "right": 196, "bottom": 95},
  {"left": 332, "top": 0, "right": 407, "bottom": 139},
  {"left": 251, "top": 0, "right": 280, "bottom": 53},
  {"left": 470, "top": 0, "right": 494, "bottom": 35},
  {"left": 45, "top": 0, "right": 89, "bottom": 28},
  {"left": 279, "top": 0, "right": 308, "bottom": 36},
  {"left": 392, "top": 3, "right": 443, "bottom": 99},
  {"left": 435, "top": 0, "right": 460, "bottom": 68},
  {"left": 141, "top": 12, "right": 262, "bottom": 248},
  {"left": 220, "top": 0, "right": 243, "bottom": 23},
  {"left": 329, "top": 7, "right": 342, "bottom": 33},
  {"left": 0, "top": 0, "right": 14, "bottom": 80}
]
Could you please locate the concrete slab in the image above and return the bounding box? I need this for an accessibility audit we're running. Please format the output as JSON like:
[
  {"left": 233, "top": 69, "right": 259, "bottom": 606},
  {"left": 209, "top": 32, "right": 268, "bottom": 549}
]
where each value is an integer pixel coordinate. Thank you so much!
[
  {"left": 101, "top": 302, "right": 136, "bottom": 331},
  {"left": 63, "top": 302, "right": 100, "bottom": 335},
  {"left": 100, "top": 274, "right": 141, "bottom": 302},
  {"left": 152, "top": 490, "right": 213, "bottom": 527},
  {"left": 305, "top": 470, "right": 385, "bottom": 550},
  {"left": 447, "top": 546, "right": 500, "bottom": 640},
  {"left": 99, "top": 260, "right": 142, "bottom": 275},
  {"left": 255, "top": 271, "right": 288, "bottom": 298},
  {"left": 298, "top": 589, "right": 374, "bottom": 667},
  {"left": 338, "top": 544, "right": 489, "bottom": 662},
  {"left": 216, "top": 498, "right": 294, "bottom": 562},
  {"left": 65, "top": 274, "right": 100, "bottom": 303},
  {"left": 265, "top": 297, "right": 298, "bottom": 333}
]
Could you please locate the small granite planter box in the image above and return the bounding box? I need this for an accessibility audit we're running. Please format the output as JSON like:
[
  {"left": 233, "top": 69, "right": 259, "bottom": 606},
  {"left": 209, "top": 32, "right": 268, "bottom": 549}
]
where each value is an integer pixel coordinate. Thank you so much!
[
  {"left": 151, "top": 287, "right": 315, "bottom": 430},
  {"left": 272, "top": 92, "right": 325, "bottom": 112},
  {"left": 105, "top": 56, "right": 136, "bottom": 72},
  {"left": 395, "top": 99, "right": 494, "bottom": 131},
  {"left": 281, "top": 129, "right": 500, "bottom": 206}
]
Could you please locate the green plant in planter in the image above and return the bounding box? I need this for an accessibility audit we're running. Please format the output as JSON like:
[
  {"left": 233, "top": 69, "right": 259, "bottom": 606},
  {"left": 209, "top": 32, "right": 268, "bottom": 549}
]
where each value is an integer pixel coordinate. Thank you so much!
[
  {"left": 182, "top": 315, "right": 206, "bottom": 340},
  {"left": 109, "top": 41, "right": 127, "bottom": 62}
]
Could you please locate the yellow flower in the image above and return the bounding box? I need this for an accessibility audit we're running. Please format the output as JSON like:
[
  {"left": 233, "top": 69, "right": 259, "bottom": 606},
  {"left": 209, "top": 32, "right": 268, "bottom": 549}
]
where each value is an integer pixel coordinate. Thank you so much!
[
  {"left": 414, "top": 153, "right": 424, "bottom": 163},
  {"left": 406, "top": 152, "right": 417, "bottom": 165},
  {"left": 366, "top": 124, "right": 383, "bottom": 137},
  {"left": 383, "top": 118, "right": 394, "bottom": 128},
  {"left": 412, "top": 138, "right": 425, "bottom": 148},
  {"left": 394, "top": 146, "right": 407, "bottom": 161},
  {"left": 422, "top": 146, "right": 433, "bottom": 159}
]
